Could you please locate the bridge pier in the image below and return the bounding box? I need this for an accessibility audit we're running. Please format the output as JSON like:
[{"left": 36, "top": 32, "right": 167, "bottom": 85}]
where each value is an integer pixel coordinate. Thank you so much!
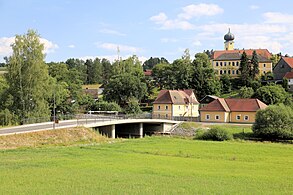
[
  {"left": 111, "top": 124, "right": 115, "bottom": 139},
  {"left": 139, "top": 123, "right": 143, "bottom": 138}
]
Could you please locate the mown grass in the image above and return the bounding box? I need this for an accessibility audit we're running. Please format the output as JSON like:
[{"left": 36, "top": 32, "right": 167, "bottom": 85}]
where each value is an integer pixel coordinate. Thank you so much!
[{"left": 0, "top": 136, "right": 292, "bottom": 194}]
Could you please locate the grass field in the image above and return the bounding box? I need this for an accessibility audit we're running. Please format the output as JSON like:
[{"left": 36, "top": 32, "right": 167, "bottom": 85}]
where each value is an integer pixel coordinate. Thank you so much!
[{"left": 0, "top": 135, "right": 292, "bottom": 194}]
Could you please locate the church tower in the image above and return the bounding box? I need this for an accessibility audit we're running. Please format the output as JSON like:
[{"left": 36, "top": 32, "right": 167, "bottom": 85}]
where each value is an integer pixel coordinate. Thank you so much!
[{"left": 224, "top": 28, "right": 234, "bottom": 50}]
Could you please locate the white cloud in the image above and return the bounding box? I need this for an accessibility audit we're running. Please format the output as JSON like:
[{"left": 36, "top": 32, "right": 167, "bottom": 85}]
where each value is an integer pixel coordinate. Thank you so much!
[
  {"left": 0, "top": 36, "right": 58, "bottom": 57},
  {"left": 0, "top": 37, "right": 14, "bottom": 56},
  {"left": 178, "top": 3, "right": 224, "bottom": 20},
  {"left": 250, "top": 5, "right": 259, "bottom": 10},
  {"left": 39, "top": 38, "right": 59, "bottom": 53},
  {"left": 68, "top": 44, "right": 75, "bottom": 48},
  {"left": 96, "top": 42, "right": 143, "bottom": 53},
  {"left": 150, "top": 12, "right": 168, "bottom": 24},
  {"left": 192, "top": 40, "right": 202, "bottom": 47},
  {"left": 99, "top": 29, "right": 126, "bottom": 36},
  {"left": 161, "top": 38, "right": 178, "bottom": 43},
  {"left": 263, "top": 12, "right": 293, "bottom": 24},
  {"left": 150, "top": 12, "right": 194, "bottom": 30}
]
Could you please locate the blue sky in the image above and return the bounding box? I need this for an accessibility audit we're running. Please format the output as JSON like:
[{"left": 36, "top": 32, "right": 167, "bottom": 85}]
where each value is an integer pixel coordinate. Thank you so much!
[{"left": 1, "top": 0, "right": 293, "bottom": 63}]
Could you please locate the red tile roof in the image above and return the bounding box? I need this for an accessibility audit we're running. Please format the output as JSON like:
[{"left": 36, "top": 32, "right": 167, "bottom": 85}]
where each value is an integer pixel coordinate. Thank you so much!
[
  {"left": 144, "top": 69, "right": 152, "bottom": 76},
  {"left": 200, "top": 98, "right": 267, "bottom": 112},
  {"left": 284, "top": 71, "right": 293, "bottom": 79},
  {"left": 212, "top": 49, "right": 272, "bottom": 61},
  {"left": 153, "top": 90, "right": 199, "bottom": 104},
  {"left": 283, "top": 57, "right": 293, "bottom": 68}
]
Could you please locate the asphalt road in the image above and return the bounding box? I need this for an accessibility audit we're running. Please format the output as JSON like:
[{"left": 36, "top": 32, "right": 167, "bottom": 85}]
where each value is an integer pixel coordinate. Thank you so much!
[{"left": 0, "top": 118, "right": 114, "bottom": 136}]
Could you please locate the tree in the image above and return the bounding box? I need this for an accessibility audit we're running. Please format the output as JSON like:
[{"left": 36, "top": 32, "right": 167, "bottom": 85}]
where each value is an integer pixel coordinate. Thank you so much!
[
  {"left": 152, "top": 63, "right": 175, "bottom": 89},
  {"left": 239, "top": 86, "right": 254, "bottom": 98},
  {"left": 220, "top": 74, "right": 232, "bottom": 94},
  {"left": 101, "top": 58, "right": 113, "bottom": 85},
  {"left": 270, "top": 53, "right": 281, "bottom": 67},
  {"left": 124, "top": 97, "right": 142, "bottom": 114},
  {"left": 253, "top": 84, "right": 291, "bottom": 105},
  {"left": 103, "top": 73, "right": 147, "bottom": 106},
  {"left": 251, "top": 50, "right": 259, "bottom": 79},
  {"left": 190, "top": 53, "right": 221, "bottom": 99},
  {"left": 142, "top": 57, "right": 169, "bottom": 70},
  {"left": 171, "top": 59, "right": 193, "bottom": 89},
  {"left": 85, "top": 58, "right": 102, "bottom": 84},
  {"left": 239, "top": 51, "right": 250, "bottom": 86},
  {"left": 5, "top": 30, "right": 52, "bottom": 122},
  {"left": 253, "top": 104, "right": 293, "bottom": 140}
]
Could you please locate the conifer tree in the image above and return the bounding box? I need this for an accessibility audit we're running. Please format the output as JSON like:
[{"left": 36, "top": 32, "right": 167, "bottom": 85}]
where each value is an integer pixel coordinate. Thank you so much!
[
  {"left": 251, "top": 50, "right": 259, "bottom": 79},
  {"left": 239, "top": 51, "right": 250, "bottom": 86}
]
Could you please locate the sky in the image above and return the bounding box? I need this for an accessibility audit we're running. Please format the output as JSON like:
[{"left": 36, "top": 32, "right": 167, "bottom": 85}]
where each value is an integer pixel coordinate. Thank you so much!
[{"left": 1, "top": 0, "right": 293, "bottom": 63}]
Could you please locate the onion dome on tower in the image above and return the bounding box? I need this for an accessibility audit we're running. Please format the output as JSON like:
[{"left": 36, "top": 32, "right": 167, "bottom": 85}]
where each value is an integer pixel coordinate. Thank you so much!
[
  {"left": 224, "top": 28, "right": 234, "bottom": 41},
  {"left": 224, "top": 28, "right": 234, "bottom": 50}
]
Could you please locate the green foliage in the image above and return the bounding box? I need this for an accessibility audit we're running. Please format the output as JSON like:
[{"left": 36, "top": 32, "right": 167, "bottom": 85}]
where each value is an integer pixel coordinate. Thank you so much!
[
  {"left": 191, "top": 53, "right": 221, "bottom": 99},
  {"left": 152, "top": 63, "right": 175, "bottom": 89},
  {"left": 251, "top": 50, "right": 259, "bottom": 79},
  {"left": 195, "top": 126, "right": 233, "bottom": 141},
  {"left": 239, "top": 51, "right": 250, "bottom": 86},
  {"left": 253, "top": 104, "right": 293, "bottom": 140},
  {"left": 253, "top": 84, "right": 291, "bottom": 105},
  {"left": 103, "top": 73, "right": 147, "bottom": 106},
  {"left": 220, "top": 74, "right": 232, "bottom": 94},
  {"left": 239, "top": 86, "right": 254, "bottom": 98},
  {"left": 282, "top": 78, "right": 289, "bottom": 91},
  {"left": 89, "top": 100, "right": 122, "bottom": 112},
  {"left": 4, "top": 30, "right": 51, "bottom": 122},
  {"left": 270, "top": 53, "right": 281, "bottom": 67},
  {"left": 142, "top": 57, "right": 169, "bottom": 70},
  {"left": 0, "top": 109, "right": 17, "bottom": 126},
  {"left": 171, "top": 58, "right": 193, "bottom": 89},
  {"left": 124, "top": 97, "right": 142, "bottom": 114},
  {"left": 85, "top": 58, "right": 102, "bottom": 84}
]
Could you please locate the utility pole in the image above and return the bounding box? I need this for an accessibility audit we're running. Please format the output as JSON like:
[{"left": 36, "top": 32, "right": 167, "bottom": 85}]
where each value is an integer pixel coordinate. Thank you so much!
[{"left": 53, "top": 88, "right": 56, "bottom": 130}]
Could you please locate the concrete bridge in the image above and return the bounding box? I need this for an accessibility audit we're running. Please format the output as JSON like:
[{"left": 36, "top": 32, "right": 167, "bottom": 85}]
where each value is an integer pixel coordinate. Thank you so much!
[
  {"left": 84, "top": 119, "right": 181, "bottom": 138},
  {"left": 0, "top": 117, "right": 181, "bottom": 138}
]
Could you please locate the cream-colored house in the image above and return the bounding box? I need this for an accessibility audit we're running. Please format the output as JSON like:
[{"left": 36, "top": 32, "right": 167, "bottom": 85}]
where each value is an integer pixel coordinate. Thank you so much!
[
  {"left": 199, "top": 98, "right": 267, "bottom": 123},
  {"left": 211, "top": 29, "right": 273, "bottom": 78},
  {"left": 152, "top": 90, "right": 199, "bottom": 120}
]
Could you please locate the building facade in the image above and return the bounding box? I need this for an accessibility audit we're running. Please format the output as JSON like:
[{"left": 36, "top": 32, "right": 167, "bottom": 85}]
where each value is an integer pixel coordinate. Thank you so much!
[
  {"left": 284, "top": 72, "right": 293, "bottom": 92},
  {"left": 199, "top": 98, "right": 267, "bottom": 123},
  {"left": 152, "top": 89, "right": 199, "bottom": 119},
  {"left": 211, "top": 29, "right": 273, "bottom": 78},
  {"left": 273, "top": 57, "right": 293, "bottom": 80}
]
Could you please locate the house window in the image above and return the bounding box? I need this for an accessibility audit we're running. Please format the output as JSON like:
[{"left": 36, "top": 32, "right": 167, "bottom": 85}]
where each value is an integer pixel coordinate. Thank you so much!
[
  {"left": 220, "top": 62, "right": 223, "bottom": 66},
  {"left": 224, "top": 70, "right": 227, "bottom": 74},
  {"left": 216, "top": 62, "right": 219, "bottom": 66},
  {"left": 206, "top": 114, "right": 210, "bottom": 120},
  {"left": 232, "top": 62, "right": 235, "bottom": 66},
  {"left": 236, "top": 70, "right": 239, "bottom": 74},
  {"left": 263, "top": 71, "right": 266, "bottom": 74},
  {"left": 165, "top": 105, "right": 168, "bottom": 110},
  {"left": 229, "top": 62, "right": 231, "bottom": 65},
  {"left": 263, "top": 64, "right": 266, "bottom": 67},
  {"left": 224, "top": 62, "right": 227, "bottom": 66},
  {"left": 179, "top": 106, "right": 181, "bottom": 110},
  {"left": 244, "top": 115, "right": 249, "bottom": 121},
  {"left": 236, "top": 115, "right": 241, "bottom": 120},
  {"left": 236, "top": 62, "right": 239, "bottom": 66},
  {"left": 166, "top": 114, "right": 168, "bottom": 118},
  {"left": 232, "top": 70, "right": 235, "bottom": 74},
  {"left": 220, "top": 70, "right": 223, "bottom": 75},
  {"left": 228, "top": 70, "right": 231, "bottom": 74},
  {"left": 215, "top": 115, "right": 220, "bottom": 120},
  {"left": 158, "top": 105, "right": 161, "bottom": 110}
]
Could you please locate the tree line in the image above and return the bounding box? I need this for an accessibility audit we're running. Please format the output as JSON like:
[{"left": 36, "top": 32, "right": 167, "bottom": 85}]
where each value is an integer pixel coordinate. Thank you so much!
[{"left": 0, "top": 30, "right": 292, "bottom": 128}]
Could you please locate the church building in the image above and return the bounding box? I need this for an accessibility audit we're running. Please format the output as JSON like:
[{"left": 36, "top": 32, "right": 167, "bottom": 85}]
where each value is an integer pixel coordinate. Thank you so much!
[{"left": 211, "top": 29, "right": 273, "bottom": 78}]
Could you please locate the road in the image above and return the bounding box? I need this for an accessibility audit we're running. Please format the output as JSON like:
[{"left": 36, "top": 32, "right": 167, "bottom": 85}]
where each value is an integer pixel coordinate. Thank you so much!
[{"left": 0, "top": 117, "right": 116, "bottom": 136}]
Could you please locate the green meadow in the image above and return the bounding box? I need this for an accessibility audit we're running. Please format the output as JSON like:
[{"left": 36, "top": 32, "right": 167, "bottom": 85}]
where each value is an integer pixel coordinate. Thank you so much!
[{"left": 0, "top": 135, "right": 292, "bottom": 194}]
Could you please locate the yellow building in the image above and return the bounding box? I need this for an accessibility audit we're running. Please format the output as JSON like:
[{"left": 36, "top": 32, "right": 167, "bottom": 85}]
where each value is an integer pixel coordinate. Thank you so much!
[
  {"left": 199, "top": 98, "right": 267, "bottom": 123},
  {"left": 211, "top": 29, "right": 273, "bottom": 78},
  {"left": 152, "top": 89, "right": 199, "bottom": 120}
]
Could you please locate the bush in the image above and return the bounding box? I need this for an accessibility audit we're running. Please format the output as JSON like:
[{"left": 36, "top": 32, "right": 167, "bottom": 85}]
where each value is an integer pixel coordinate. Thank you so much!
[
  {"left": 90, "top": 101, "right": 122, "bottom": 112},
  {"left": 252, "top": 104, "right": 293, "bottom": 140},
  {"left": 195, "top": 127, "right": 232, "bottom": 141}
]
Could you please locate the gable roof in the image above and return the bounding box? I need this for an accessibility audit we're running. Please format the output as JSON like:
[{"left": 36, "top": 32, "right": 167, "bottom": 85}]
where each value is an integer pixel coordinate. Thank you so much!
[
  {"left": 282, "top": 57, "right": 293, "bottom": 68},
  {"left": 199, "top": 95, "right": 219, "bottom": 104},
  {"left": 212, "top": 49, "right": 272, "bottom": 62},
  {"left": 199, "top": 98, "right": 230, "bottom": 112},
  {"left": 153, "top": 89, "right": 199, "bottom": 104},
  {"left": 284, "top": 71, "right": 293, "bottom": 79},
  {"left": 200, "top": 98, "right": 267, "bottom": 112}
]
